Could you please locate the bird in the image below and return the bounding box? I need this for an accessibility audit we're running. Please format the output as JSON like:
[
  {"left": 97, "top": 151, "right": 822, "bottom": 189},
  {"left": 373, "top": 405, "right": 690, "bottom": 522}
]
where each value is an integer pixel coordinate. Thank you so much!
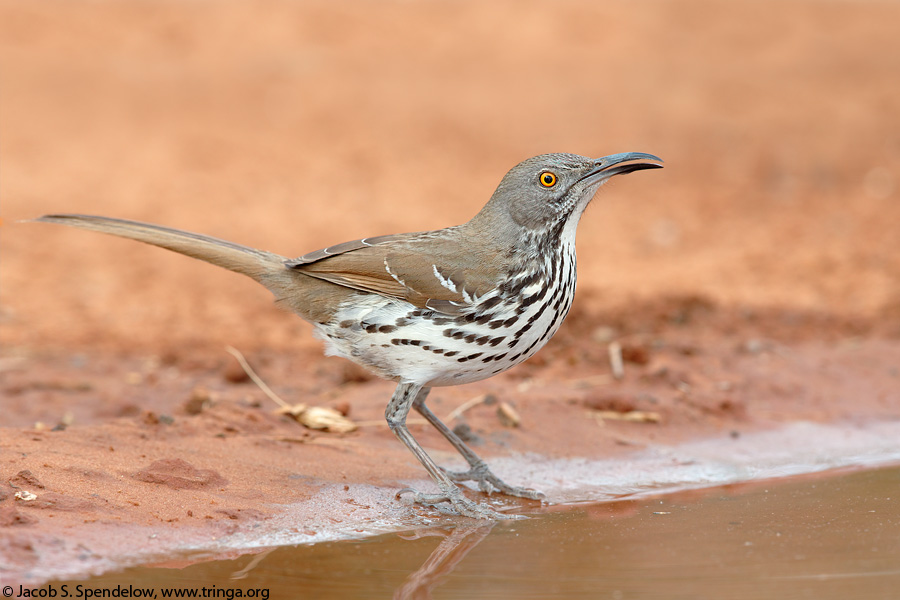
[{"left": 34, "top": 151, "right": 662, "bottom": 519}]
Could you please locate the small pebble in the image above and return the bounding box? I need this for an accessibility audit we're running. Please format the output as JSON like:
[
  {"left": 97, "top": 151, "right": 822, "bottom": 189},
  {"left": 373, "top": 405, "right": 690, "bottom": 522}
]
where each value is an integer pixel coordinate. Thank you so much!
[
  {"left": 184, "top": 386, "right": 212, "bottom": 415},
  {"left": 452, "top": 423, "right": 482, "bottom": 444},
  {"left": 223, "top": 359, "right": 250, "bottom": 383}
]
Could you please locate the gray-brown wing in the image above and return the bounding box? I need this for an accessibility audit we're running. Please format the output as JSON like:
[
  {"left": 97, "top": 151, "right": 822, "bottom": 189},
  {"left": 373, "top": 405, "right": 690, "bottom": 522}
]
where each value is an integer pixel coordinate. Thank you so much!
[
  {"left": 285, "top": 231, "right": 506, "bottom": 315},
  {"left": 285, "top": 234, "right": 402, "bottom": 266}
]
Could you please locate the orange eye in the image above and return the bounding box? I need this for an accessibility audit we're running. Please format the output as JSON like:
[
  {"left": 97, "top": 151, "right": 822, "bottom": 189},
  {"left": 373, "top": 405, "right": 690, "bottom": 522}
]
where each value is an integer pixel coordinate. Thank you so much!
[{"left": 539, "top": 172, "right": 557, "bottom": 187}]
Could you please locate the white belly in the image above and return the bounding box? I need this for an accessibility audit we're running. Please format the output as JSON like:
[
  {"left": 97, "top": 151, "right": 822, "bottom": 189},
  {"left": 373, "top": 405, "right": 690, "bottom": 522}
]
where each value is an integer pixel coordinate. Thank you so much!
[{"left": 313, "top": 253, "right": 577, "bottom": 388}]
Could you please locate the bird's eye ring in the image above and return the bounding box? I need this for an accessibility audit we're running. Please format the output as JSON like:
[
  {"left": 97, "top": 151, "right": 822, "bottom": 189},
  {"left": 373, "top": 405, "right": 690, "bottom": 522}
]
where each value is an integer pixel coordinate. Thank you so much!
[{"left": 539, "top": 172, "right": 558, "bottom": 187}]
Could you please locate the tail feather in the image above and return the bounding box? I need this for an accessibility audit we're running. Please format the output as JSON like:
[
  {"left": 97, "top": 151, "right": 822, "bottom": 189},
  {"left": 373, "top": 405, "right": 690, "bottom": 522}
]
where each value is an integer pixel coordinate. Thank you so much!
[{"left": 34, "top": 213, "right": 290, "bottom": 293}]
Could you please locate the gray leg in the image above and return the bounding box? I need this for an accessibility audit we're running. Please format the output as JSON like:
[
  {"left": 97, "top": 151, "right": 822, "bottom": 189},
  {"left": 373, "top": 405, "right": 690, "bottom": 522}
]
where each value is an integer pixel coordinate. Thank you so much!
[
  {"left": 413, "top": 390, "right": 545, "bottom": 501},
  {"left": 386, "top": 383, "right": 514, "bottom": 519}
]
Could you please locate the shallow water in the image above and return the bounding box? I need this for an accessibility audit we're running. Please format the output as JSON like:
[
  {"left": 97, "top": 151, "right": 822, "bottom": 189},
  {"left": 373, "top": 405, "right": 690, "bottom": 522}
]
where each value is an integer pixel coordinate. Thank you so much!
[{"left": 49, "top": 464, "right": 900, "bottom": 599}]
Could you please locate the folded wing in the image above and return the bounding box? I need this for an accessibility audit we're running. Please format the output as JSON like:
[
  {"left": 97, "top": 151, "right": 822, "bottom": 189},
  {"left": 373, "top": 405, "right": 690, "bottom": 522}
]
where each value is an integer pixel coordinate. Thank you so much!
[{"left": 285, "top": 230, "right": 504, "bottom": 315}]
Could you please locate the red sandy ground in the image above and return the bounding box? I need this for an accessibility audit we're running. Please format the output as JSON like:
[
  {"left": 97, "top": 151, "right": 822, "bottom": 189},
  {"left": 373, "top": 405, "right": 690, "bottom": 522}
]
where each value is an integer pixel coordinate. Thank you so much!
[{"left": 1, "top": 0, "right": 899, "bottom": 584}]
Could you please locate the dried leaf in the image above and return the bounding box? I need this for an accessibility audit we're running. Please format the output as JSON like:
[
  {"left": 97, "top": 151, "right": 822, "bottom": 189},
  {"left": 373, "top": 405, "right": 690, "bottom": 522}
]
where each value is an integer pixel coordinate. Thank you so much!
[
  {"left": 298, "top": 406, "right": 358, "bottom": 433},
  {"left": 274, "top": 403, "right": 308, "bottom": 418}
]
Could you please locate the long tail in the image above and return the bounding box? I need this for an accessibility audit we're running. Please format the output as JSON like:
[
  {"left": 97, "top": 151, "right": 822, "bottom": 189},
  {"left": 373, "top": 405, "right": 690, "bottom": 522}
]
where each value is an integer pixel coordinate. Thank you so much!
[{"left": 34, "top": 214, "right": 294, "bottom": 297}]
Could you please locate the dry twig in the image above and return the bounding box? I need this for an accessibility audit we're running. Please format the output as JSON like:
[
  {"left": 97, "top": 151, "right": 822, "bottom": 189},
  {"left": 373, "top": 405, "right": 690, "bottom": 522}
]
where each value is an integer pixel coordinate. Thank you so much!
[
  {"left": 225, "top": 346, "right": 290, "bottom": 410},
  {"left": 225, "top": 346, "right": 357, "bottom": 433},
  {"left": 445, "top": 393, "right": 493, "bottom": 421},
  {"left": 608, "top": 341, "right": 624, "bottom": 380}
]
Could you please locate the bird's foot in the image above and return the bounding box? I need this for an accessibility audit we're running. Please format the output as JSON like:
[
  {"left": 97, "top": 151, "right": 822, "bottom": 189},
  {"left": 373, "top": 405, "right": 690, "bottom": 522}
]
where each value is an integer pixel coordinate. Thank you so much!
[
  {"left": 396, "top": 486, "right": 521, "bottom": 520},
  {"left": 442, "top": 461, "right": 546, "bottom": 501}
]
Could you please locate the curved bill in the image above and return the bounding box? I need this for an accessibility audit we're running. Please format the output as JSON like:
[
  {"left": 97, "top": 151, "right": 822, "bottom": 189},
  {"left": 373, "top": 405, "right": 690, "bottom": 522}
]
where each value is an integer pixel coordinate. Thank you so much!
[{"left": 581, "top": 152, "right": 664, "bottom": 184}]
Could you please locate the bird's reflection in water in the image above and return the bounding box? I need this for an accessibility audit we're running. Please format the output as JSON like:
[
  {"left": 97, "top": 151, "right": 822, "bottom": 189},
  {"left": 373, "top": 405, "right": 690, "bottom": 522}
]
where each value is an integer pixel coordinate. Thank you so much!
[{"left": 393, "top": 522, "right": 496, "bottom": 600}]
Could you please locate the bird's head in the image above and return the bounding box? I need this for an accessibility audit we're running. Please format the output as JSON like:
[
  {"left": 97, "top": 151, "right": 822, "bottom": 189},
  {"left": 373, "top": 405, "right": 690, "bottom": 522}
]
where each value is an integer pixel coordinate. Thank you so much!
[{"left": 476, "top": 152, "right": 662, "bottom": 235}]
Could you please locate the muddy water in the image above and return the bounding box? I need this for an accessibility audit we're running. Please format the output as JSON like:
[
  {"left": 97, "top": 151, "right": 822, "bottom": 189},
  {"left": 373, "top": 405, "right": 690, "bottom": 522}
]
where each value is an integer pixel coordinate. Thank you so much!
[{"left": 55, "top": 465, "right": 899, "bottom": 599}]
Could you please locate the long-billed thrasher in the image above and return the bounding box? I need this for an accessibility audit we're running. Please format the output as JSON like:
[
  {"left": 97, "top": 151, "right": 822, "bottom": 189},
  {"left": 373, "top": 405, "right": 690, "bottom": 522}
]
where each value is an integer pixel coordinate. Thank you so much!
[{"left": 35, "top": 151, "right": 662, "bottom": 519}]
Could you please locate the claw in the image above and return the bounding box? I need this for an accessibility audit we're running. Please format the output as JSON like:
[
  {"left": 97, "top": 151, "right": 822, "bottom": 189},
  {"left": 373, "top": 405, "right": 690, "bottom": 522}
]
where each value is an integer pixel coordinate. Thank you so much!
[
  {"left": 440, "top": 463, "right": 546, "bottom": 501},
  {"left": 396, "top": 487, "right": 522, "bottom": 520},
  {"left": 395, "top": 487, "right": 417, "bottom": 499},
  {"left": 441, "top": 467, "right": 494, "bottom": 494}
]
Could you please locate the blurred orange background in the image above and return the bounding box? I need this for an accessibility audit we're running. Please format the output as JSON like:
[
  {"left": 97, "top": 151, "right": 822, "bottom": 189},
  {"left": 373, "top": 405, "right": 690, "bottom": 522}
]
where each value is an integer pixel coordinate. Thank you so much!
[{"left": 2, "top": 0, "right": 898, "bottom": 353}]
